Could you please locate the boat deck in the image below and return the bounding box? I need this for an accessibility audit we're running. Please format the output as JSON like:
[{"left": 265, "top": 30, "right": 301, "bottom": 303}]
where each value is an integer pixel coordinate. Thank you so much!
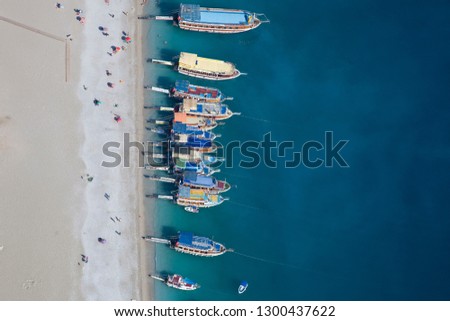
[
  {"left": 178, "top": 232, "right": 221, "bottom": 251},
  {"left": 175, "top": 80, "right": 219, "bottom": 99},
  {"left": 184, "top": 172, "right": 216, "bottom": 188},
  {"left": 181, "top": 99, "right": 228, "bottom": 116},
  {"left": 179, "top": 52, "right": 234, "bottom": 75},
  {"left": 180, "top": 4, "right": 249, "bottom": 25}
]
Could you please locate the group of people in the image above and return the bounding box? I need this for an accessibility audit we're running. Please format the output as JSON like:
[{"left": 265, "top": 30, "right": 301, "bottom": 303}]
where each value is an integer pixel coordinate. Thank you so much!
[{"left": 67, "top": 1, "right": 135, "bottom": 269}]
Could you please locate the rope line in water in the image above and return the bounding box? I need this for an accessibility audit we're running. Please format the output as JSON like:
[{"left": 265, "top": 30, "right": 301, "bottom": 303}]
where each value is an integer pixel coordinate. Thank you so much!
[
  {"left": 232, "top": 251, "right": 300, "bottom": 270},
  {"left": 228, "top": 200, "right": 263, "bottom": 211},
  {"left": 239, "top": 115, "right": 298, "bottom": 130}
]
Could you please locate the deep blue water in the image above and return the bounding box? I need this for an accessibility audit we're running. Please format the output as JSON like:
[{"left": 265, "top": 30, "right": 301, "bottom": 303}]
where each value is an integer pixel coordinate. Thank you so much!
[{"left": 143, "top": 0, "right": 450, "bottom": 300}]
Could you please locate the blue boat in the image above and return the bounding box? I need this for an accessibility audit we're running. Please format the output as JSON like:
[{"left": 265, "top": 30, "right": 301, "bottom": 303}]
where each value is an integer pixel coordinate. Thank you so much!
[
  {"left": 177, "top": 4, "right": 269, "bottom": 34},
  {"left": 173, "top": 231, "right": 228, "bottom": 257},
  {"left": 180, "top": 172, "right": 231, "bottom": 194}
]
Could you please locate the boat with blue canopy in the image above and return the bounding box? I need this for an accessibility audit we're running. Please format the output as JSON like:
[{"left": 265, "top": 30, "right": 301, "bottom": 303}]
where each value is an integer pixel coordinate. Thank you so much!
[
  {"left": 172, "top": 231, "right": 228, "bottom": 257},
  {"left": 180, "top": 172, "right": 230, "bottom": 193},
  {"left": 176, "top": 4, "right": 269, "bottom": 34}
]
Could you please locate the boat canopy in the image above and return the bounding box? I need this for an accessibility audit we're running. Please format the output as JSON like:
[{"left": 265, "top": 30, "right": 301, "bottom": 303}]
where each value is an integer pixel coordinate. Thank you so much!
[
  {"left": 175, "top": 79, "right": 191, "bottom": 92},
  {"left": 182, "top": 278, "right": 196, "bottom": 285},
  {"left": 182, "top": 99, "right": 227, "bottom": 115},
  {"left": 179, "top": 4, "right": 201, "bottom": 21},
  {"left": 184, "top": 172, "right": 215, "bottom": 187},
  {"left": 180, "top": 4, "right": 250, "bottom": 25},
  {"left": 175, "top": 80, "right": 219, "bottom": 99},
  {"left": 178, "top": 231, "right": 220, "bottom": 251},
  {"left": 179, "top": 52, "right": 234, "bottom": 75},
  {"left": 179, "top": 186, "right": 206, "bottom": 199},
  {"left": 173, "top": 123, "right": 202, "bottom": 135}
]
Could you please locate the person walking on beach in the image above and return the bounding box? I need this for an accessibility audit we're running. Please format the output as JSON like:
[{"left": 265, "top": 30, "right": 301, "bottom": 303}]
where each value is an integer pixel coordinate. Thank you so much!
[
  {"left": 106, "top": 70, "right": 112, "bottom": 76},
  {"left": 114, "top": 114, "right": 122, "bottom": 123}
]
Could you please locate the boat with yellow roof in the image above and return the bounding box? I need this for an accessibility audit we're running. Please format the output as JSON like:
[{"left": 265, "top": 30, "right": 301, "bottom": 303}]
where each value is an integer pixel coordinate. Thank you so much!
[{"left": 177, "top": 52, "right": 242, "bottom": 80}]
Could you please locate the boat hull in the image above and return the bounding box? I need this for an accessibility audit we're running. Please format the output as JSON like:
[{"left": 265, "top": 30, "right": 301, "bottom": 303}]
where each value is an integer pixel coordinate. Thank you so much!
[
  {"left": 173, "top": 245, "right": 227, "bottom": 257},
  {"left": 176, "top": 197, "right": 225, "bottom": 208},
  {"left": 178, "top": 68, "right": 241, "bottom": 81},
  {"left": 178, "top": 20, "right": 261, "bottom": 34},
  {"left": 172, "top": 92, "right": 223, "bottom": 103}
]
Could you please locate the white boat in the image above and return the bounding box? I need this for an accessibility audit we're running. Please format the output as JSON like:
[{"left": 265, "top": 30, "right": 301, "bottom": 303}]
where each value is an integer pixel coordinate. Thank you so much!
[
  {"left": 184, "top": 206, "right": 199, "bottom": 213},
  {"left": 238, "top": 281, "right": 248, "bottom": 294}
]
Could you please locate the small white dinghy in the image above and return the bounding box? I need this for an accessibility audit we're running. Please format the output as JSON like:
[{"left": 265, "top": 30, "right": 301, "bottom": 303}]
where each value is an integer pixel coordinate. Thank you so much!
[
  {"left": 238, "top": 281, "right": 248, "bottom": 294},
  {"left": 184, "top": 206, "right": 199, "bottom": 213}
]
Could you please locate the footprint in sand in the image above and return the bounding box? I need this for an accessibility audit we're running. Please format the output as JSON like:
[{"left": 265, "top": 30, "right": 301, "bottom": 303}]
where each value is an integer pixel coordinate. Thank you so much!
[{"left": 22, "top": 279, "right": 36, "bottom": 290}]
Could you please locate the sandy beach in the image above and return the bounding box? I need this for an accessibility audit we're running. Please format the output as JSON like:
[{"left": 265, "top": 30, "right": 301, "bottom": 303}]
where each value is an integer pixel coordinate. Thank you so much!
[{"left": 0, "top": 0, "right": 152, "bottom": 300}]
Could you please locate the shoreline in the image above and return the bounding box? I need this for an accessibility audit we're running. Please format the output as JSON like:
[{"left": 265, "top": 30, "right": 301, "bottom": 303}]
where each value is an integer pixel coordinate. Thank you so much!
[
  {"left": 77, "top": 0, "right": 150, "bottom": 300},
  {"left": 135, "top": 1, "right": 154, "bottom": 301}
]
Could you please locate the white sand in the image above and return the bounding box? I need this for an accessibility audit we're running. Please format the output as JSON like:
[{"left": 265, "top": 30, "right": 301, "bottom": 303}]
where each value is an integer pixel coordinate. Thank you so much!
[{"left": 0, "top": 0, "right": 151, "bottom": 300}]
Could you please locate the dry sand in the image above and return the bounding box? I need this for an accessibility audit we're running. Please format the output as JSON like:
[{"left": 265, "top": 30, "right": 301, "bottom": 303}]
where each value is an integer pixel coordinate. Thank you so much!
[{"left": 0, "top": 0, "right": 151, "bottom": 300}]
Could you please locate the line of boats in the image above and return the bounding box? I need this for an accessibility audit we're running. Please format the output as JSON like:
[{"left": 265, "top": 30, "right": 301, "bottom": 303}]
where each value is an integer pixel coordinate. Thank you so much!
[{"left": 141, "top": 2, "right": 268, "bottom": 294}]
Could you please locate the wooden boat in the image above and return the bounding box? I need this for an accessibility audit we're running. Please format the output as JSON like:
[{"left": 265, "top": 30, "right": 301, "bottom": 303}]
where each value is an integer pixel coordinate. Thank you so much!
[
  {"left": 173, "top": 112, "right": 218, "bottom": 131},
  {"left": 177, "top": 52, "right": 241, "bottom": 80},
  {"left": 172, "top": 231, "right": 228, "bottom": 257},
  {"left": 176, "top": 4, "right": 269, "bottom": 34},
  {"left": 171, "top": 80, "right": 230, "bottom": 103},
  {"left": 175, "top": 99, "right": 239, "bottom": 120},
  {"left": 175, "top": 186, "right": 227, "bottom": 208},
  {"left": 151, "top": 274, "right": 200, "bottom": 291},
  {"left": 180, "top": 172, "right": 231, "bottom": 194},
  {"left": 144, "top": 231, "right": 231, "bottom": 257}
]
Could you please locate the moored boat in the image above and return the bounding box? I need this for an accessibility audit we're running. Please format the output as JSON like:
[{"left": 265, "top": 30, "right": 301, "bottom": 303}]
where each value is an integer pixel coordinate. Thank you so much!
[
  {"left": 180, "top": 172, "right": 231, "bottom": 194},
  {"left": 174, "top": 159, "right": 220, "bottom": 176},
  {"left": 176, "top": 4, "right": 269, "bottom": 34},
  {"left": 176, "top": 186, "right": 227, "bottom": 208},
  {"left": 173, "top": 231, "right": 228, "bottom": 257},
  {"left": 173, "top": 112, "right": 218, "bottom": 131},
  {"left": 151, "top": 274, "right": 200, "bottom": 291},
  {"left": 170, "top": 80, "right": 230, "bottom": 103},
  {"left": 175, "top": 99, "right": 238, "bottom": 120},
  {"left": 177, "top": 52, "right": 241, "bottom": 80}
]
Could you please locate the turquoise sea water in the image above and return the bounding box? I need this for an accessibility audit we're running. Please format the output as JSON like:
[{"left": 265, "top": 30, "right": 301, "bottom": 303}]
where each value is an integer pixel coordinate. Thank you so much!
[{"left": 143, "top": 0, "right": 450, "bottom": 300}]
